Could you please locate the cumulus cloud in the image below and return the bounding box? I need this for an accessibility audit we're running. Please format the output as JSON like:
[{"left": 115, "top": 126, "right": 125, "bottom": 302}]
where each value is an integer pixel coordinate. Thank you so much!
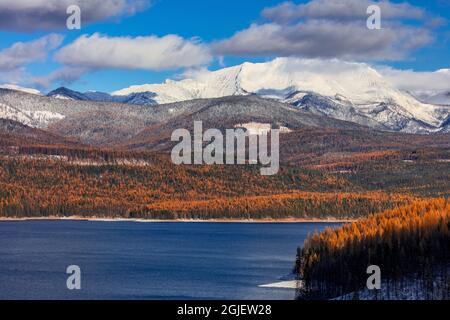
[
  {"left": 55, "top": 33, "right": 212, "bottom": 71},
  {"left": 214, "top": 21, "right": 432, "bottom": 61},
  {"left": 213, "top": 0, "right": 441, "bottom": 61},
  {"left": 0, "top": 34, "right": 63, "bottom": 71},
  {"left": 0, "top": 0, "right": 149, "bottom": 31},
  {"left": 262, "top": 0, "right": 426, "bottom": 23}
]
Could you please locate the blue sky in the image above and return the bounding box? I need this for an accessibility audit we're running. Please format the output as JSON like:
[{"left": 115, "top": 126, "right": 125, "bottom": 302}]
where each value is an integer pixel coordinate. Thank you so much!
[{"left": 0, "top": 0, "right": 449, "bottom": 93}]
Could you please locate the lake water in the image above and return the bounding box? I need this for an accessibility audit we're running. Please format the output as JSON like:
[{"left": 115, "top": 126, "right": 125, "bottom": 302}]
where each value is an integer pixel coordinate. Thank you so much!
[{"left": 0, "top": 221, "right": 339, "bottom": 300}]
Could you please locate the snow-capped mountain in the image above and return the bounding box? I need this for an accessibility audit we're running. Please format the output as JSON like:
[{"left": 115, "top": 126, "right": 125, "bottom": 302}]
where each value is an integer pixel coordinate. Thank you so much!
[
  {"left": 47, "top": 87, "right": 156, "bottom": 105},
  {"left": 47, "top": 87, "right": 89, "bottom": 101},
  {"left": 0, "top": 84, "right": 41, "bottom": 95},
  {"left": 112, "top": 65, "right": 249, "bottom": 104},
  {"left": 119, "top": 92, "right": 157, "bottom": 105},
  {"left": 2, "top": 58, "right": 450, "bottom": 134},
  {"left": 0, "top": 87, "right": 361, "bottom": 145},
  {"left": 83, "top": 91, "right": 116, "bottom": 102},
  {"left": 113, "top": 58, "right": 450, "bottom": 133}
]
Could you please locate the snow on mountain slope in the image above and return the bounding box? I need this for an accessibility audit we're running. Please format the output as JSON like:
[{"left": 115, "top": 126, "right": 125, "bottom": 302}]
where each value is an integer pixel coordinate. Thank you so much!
[
  {"left": 47, "top": 87, "right": 89, "bottom": 101},
  {"left": 0, "top": 88, "right": 159, "bottom": 134},
  {"left": 2, "top": 58, "right": 449, "bottom": 134},
  {"left": 46, "top": 87, "right": 157, "bottom": 105},
  {"left": 113, "top": 64, "right": 247, "bottom": 104},
  {"left": 0, "top": 84, "right": 41, "bottom": 95},
  {"left": 113, "top": 58, "right": 449, "bottom": 133},
  {"left": 0, "top": 102, "right": 64, "bottom": 128}
]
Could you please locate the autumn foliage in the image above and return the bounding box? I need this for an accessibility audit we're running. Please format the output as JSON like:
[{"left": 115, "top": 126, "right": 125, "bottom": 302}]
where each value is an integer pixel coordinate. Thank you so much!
[
  {"left": 0, "top": 133, "right": 448, "bottom": 220},
  {"left": 0, "top": 155, "right": 413, "bottom": 219},
  {"left": 296, "top": 199, "right": 450, "bottom": 299}
]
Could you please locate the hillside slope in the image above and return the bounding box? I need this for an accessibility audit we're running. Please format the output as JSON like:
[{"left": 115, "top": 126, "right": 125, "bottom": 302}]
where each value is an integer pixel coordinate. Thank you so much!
[
  {"left": 296, "top": 199, "right": 450, "bottom": 300},
  {"left": 0, "top": 118, "right": 82, "bottom": 147}
]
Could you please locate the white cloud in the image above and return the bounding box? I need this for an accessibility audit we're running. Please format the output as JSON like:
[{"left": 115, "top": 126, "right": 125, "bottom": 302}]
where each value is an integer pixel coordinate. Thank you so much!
[
  {"left": 214, "top": 0, "right": 440, "bottom": 61},
  {"left": 0, "top": 0, "right": 149, "bottom": 31},
  {"left": 0, "top": 34, "right": 63, "bottom": 71},
  {"left": 214, "top": 21, "right": 432, "bottom": 61},
  {"left": 55, "top": 33, "right": 212, "bottom": 71},
  {"left": 262, "top": 0, "right": 426, "bottom": 23}
]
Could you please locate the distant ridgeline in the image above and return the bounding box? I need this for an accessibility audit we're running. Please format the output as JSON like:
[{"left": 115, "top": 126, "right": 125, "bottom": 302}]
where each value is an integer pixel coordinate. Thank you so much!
[{"left": 296, "top": 199, "right": 450, "bottom": 300}]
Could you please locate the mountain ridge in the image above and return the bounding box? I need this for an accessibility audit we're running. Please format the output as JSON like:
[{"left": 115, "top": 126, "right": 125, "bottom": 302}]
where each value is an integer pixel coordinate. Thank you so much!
[
  {"left": 1, "top": 57, "right": 450, "bottom": 136},
  {"left": 47, "top": 87, "right": 157, "bottom": 106},
  {"left": 112, "top": 58, "right": 450, "bottom": 133}
]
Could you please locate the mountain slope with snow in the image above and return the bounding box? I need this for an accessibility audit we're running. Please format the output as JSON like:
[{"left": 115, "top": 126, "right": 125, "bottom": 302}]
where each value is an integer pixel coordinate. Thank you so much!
[
  {"left": 2, "top": 58, "right": 450, "bottom": 136},
  {"left": 0, "top": 84, "right": 41, "bottom": 95},
  {"left": 47, "top": 87, "right": 89, "bottom": 101},
  {"left": 0, "top": 101, "right": 64, "bottom": 128},
  {"left": 113, "top": 58, "right": 449, "bottom": 133},
  {"left": 0, "top": 87, "right": 363, "bottom": 145}
]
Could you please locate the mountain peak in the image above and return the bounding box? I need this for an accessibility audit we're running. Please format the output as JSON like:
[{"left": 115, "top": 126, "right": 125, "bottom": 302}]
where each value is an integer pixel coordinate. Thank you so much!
[
  {"left": 45, "top": 86, "right": 157, "bottom": 106},
  {"left": 110, "top": 57, "right": 407, "bottom": 104},
  {"left": 47, "top": 87, "right": 88, "bottom": 101}
]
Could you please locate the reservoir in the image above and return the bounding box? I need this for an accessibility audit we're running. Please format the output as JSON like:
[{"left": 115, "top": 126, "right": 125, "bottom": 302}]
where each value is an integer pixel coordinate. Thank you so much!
[{"left": 0, "top": 220, "right": 340, "bottom": 299}]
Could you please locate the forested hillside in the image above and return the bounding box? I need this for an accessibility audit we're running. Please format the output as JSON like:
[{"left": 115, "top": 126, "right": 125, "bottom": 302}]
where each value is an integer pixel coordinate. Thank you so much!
[
  {"left": 296, "top": 199, "right": 450, "bottom": 300},
  {"left": 0, "top": 119, "right": 449, "bottom": 219},
  {"left": 0, "top": 154, "right": 414, "bottom": 219}
]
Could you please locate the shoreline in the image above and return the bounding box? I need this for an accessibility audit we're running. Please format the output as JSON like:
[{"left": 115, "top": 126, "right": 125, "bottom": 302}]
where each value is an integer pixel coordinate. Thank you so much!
[{"left": 0, "top": 216, "right": 355, "bottom": 223}]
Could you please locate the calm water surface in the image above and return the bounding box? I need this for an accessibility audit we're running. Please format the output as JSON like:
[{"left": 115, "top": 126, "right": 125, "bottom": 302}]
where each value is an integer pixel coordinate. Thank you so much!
[{"left": 0, "top": 221, "right": 339, "bottom": 300}]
